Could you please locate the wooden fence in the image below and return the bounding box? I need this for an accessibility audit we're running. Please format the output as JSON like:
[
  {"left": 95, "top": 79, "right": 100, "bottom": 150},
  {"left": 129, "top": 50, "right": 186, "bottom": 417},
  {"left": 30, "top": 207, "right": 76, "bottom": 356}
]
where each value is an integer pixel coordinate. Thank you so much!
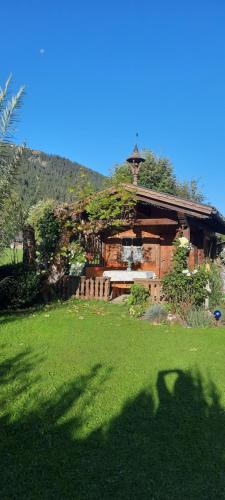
[
  {"left": 49, "top": 276, "right": 163, "bottom": 303},
  {"left": 55, "top": 276, "right": 111, "bottom": 301},
  {"left": 133, "top": 279, "right": 163, "bottom": 303}
]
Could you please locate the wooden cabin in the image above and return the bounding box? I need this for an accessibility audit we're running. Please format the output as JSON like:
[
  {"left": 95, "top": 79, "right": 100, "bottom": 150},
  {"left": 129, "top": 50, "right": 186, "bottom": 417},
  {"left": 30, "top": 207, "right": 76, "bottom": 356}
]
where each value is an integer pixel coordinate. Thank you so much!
[
  {"left": 83, "top": 183, "right": 225, "bottom": 298},
  {"left": 23, "top": 145, "right": 225, "bottom": 302}
]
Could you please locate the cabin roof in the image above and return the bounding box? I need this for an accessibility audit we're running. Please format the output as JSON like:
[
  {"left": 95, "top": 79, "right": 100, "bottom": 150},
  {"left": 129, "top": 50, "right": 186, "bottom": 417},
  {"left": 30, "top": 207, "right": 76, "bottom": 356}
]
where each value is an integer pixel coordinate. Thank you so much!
[
  {"left": 64, "top": 183, "right": 225, "bottom": 235},
  {"left": 115, "top": 184, "right": 225, "bottom": 234}
]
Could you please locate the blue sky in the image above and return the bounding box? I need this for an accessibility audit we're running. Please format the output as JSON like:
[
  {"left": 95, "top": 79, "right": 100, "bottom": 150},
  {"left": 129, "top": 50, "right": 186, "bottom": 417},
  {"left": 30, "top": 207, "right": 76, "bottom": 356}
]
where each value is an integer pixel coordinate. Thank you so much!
[{"left": 1, "top": 0, "right": 225, "bottom": 212}]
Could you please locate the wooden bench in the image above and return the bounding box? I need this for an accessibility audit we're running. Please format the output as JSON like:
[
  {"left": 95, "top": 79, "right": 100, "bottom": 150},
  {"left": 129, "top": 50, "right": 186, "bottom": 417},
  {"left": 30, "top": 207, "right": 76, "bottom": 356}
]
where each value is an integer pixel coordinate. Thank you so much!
[{"left": 111, "top": 282, "right": 132, "bottom": 298}]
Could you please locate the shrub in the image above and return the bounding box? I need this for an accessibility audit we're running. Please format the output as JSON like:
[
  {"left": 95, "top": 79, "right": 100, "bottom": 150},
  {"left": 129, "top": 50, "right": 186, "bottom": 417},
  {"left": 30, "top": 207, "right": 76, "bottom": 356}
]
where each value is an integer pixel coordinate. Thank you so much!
[
  {"left": 37, "top": 209, "right": 61, "bottom": 269},
  {"left": 12, "top": 270, "right": 41, "bottom": 308},
  {"left": 162, "top": 237, "right": 209, "bottom": 312},
  {"left": 208, "top": 262, "right": 224, "bottom": 308},
  {"left": 0, "top": 262, "right": 25, "bottom": 280},
  {"left": 143, "top": 304, "right": 168, "bottom": 323},
  {"left": 127, "top": 283, "right": 149, "bottom": 317},
  {"left": 27, "top": 199, "right": 56, "bottom": 236},
  {"left": 0, "top": 264, "right": 41, "bottom": 309},
  {"left": 185, "top": 308, "right": 213, "bottom": 328},
  {"left": 0, "top": 276, "right": 16, "bottom": 308}
]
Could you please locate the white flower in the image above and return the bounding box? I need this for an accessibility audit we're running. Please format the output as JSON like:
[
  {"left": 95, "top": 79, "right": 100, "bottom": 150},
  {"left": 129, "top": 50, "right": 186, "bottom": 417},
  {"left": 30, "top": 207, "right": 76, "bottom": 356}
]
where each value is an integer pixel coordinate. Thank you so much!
[
  {"left": 182, "top": 269, "right": 191, "bottom": 277},
  {"left": 178, "top": 237, "right": 189, "bottom": 247},
  {"left": 192, "top": 269, "right": 198, "bottom": 274}
]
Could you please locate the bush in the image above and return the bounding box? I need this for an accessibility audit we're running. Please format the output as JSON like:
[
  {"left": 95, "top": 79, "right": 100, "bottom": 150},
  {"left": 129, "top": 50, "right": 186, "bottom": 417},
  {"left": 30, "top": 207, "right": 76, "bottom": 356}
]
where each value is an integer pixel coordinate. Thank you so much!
[
  {"left": 127, "top": 283, "right": 149, "bottom": 317},
  {"left": 0, "top": 262, "right": 25, "bottom": 280},
  {"left": 162, "top": 238, "right": 209, "bottom": 312},
  {"left": 0, "top": 264, "right": 41, "bottom": 309},
  {"left": 37, "top": 209, "right": 61, "bottom": 269},
  {"left": 0, "top": 276, "right": 16, "bottom": 307},
  {"left": 12, "top": 270, "right": 41, "bottom": 308},
  {"left": 185, "top": 308, "right": 213, "bottom": 328},
  {"left": 143, "top": 304, "right": 168, "bottom": 323},
  {"left": 208, "top": 262, "right": 224, "bottom": 308}
]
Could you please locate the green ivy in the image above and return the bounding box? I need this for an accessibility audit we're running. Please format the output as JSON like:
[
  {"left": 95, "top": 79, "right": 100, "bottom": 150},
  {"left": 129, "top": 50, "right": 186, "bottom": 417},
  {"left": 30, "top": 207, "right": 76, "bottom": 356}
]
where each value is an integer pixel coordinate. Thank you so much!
[
  {"left": 37, "top": 209, "right": 61, "bottom": 269},
  {"left": 85, "top": 189, "right": 136, "bottom": 226}
]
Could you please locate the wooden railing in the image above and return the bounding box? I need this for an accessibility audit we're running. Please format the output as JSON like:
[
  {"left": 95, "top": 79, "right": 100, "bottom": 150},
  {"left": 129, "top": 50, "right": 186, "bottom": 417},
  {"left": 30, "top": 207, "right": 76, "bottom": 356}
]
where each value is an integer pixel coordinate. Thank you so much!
[
  {"left": 55, "top": 276, "right": 111, "bottom": 301},
  {"left": 133, "top": 279, "right": 163, "bottom": 302},
  {"left": 43, "top": 276, "right": 163, "bottom": 303}
]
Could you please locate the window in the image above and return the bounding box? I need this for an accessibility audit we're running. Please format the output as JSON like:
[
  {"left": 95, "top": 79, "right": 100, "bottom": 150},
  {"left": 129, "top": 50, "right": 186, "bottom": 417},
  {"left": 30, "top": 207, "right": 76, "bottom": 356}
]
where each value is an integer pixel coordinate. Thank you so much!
[{"left": 122, "top": 238, "right": 143, "bottom": 247}]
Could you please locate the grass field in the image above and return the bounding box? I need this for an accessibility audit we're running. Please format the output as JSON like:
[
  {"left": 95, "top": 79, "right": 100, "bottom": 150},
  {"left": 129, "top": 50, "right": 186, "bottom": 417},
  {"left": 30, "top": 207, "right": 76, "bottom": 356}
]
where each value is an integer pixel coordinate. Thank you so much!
[
  {"left": 0, "top": 247, "right": 23, "bottom": 265},
  {"left": 1, "top": 300, "right": 225, "bottom": 499}
]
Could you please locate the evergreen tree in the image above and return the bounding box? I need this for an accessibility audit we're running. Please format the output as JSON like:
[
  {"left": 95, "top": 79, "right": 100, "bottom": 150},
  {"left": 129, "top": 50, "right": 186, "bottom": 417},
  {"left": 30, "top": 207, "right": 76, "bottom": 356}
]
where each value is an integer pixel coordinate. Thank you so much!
[{"left": 111, "top": 149, "right": 205, "bottom": 203}]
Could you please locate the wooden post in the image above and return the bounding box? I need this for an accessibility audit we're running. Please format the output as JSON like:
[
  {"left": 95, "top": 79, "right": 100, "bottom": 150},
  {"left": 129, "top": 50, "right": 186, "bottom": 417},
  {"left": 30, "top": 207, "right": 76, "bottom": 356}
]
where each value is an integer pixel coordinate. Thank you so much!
[
  {"left": 75, "top": 278, "right": 80, "bottom": 298},
  {"left": 99, "top": 278, "right": 104, "bottom": 299},
  {"left": 23, "top": 225, "right": 36, "bottom": 265},
  {"left": 182, "top": 226, "right": 190, "bottom": 241},
  {"left": 80, "top": 277, "right": 85, "bottom": 298},
  {"left": 156, "top": 242, "right": 161, "bottom": 278},
  {"left": 86, "top": 278, "right": 90, "bottom": 299},
  {"left": 104, "top": 278, "right": 110, "bottom": 300},
  {"left": 95, "top": 277, "right": 100, "bottom": 299},
  {"left": 90, "top": 277, "right": 94, "bottom": 298}
]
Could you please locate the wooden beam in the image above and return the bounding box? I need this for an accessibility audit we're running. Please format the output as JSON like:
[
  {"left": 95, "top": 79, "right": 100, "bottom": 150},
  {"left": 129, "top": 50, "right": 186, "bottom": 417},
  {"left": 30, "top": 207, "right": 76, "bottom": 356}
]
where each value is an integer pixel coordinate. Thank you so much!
[
  {"left": 124, "top": 183, "right": 213, "bottom": 215},
  {"left": 177, "top": 212, "right": 189, "bottom": 229},
  {"left": 133, "top": 218, "right": 178, "bottom": 226},
  {"left": 136, "top": 195, "right": 210, "bottom": 219}
]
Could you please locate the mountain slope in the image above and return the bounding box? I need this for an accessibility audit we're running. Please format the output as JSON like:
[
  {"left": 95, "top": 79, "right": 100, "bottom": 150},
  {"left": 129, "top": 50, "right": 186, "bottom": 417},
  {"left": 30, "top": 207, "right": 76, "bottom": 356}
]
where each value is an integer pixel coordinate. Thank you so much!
[{"left": 17, "top": 148, "right": 106, "bottom": 206}]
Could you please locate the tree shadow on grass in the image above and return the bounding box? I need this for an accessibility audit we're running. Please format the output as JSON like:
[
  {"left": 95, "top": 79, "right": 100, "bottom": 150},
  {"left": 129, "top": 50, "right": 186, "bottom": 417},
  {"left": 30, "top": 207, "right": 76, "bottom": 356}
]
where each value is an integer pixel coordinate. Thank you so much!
[
  {"left": 0, "top": 303, "right": 55, "bottom": 326},
  {"left": 0, "top": 352, "right": 225, "bottom": 500}
]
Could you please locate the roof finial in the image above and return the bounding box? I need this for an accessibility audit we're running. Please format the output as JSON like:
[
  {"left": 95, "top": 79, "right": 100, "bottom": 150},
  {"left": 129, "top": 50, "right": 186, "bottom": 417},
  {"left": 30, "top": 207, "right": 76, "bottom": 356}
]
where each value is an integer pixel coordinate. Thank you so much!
[{"left": 126, "top": 141, "right": 145, "bottom": 186}]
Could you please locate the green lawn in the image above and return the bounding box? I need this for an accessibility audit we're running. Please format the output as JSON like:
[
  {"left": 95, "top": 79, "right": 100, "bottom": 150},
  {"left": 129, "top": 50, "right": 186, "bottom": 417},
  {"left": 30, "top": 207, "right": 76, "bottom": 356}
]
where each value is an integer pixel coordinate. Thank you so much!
[
  {"left": 0, "top": 247, "right": 23, "bottom": 265},
  {"left": 1, "top": 300, "right": 225, "bottom": 499}
]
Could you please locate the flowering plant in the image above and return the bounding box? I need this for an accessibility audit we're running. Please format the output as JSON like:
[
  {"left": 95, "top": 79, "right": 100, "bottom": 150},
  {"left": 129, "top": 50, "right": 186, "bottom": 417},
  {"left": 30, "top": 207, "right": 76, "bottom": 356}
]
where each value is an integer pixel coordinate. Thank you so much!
[
  {"left": 162, "top": 237, "right": 209, "bottom": 312},
  {"left": 178, "top": 236, "right": 191, "bottom": 249},
  {"left": 182, "top": 268, "right": 198, "bottom": 277}
]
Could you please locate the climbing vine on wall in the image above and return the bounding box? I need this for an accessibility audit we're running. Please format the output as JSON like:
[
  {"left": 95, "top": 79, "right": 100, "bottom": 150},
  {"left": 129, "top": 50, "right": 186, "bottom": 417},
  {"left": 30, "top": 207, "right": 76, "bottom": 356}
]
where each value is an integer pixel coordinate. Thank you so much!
[
  {"left": 31, "top": 188, "right": 137, "bottom": 275},
  {"left": 85, "top": 188, "right": 136, "bottom": 226}
]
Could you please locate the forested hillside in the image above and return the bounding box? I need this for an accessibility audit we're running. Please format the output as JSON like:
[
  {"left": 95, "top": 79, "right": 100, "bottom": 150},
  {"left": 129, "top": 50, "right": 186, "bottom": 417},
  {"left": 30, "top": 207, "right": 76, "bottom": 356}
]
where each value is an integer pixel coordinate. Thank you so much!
[{"left": 17, "top": 149, "right": 105, "bottom": 205}]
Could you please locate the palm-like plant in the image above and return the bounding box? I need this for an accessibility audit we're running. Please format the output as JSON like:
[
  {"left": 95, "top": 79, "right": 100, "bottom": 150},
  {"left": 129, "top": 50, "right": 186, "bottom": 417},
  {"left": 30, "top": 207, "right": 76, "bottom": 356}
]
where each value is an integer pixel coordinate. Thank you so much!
[
  {"left": 0, "top": 75, "right": 25, "bottom": 248},
  {"left": 0, "top": 75, "right": 25, "bottom": 202}
]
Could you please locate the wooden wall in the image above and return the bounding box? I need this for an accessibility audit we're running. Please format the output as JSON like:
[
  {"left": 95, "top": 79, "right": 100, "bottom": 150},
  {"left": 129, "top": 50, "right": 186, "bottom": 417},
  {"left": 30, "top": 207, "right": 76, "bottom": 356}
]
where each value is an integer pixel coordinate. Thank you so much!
[
  {"left": 85, "top": 205, "right": 212, "bottom": 279},
  {"left": 100, "top": 227, "right": 177, "bottom": 279}
]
